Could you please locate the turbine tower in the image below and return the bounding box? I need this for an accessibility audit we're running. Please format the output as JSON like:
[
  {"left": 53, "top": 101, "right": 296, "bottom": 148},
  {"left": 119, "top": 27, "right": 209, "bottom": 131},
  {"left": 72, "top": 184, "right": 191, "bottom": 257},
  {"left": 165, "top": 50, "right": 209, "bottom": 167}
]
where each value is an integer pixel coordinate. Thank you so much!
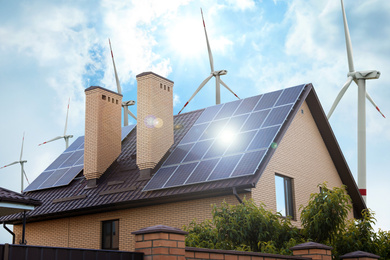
[
  {"left": 178, "top": 8, "right": 240, "bottom": 114},
  {"left": 327, "top": 0, "right": 385, "bottom": 203},
  {"left": 0, "top": 133, "right": 30, "bottom": 193},
  {"left": 109, "top": 39, "right": 137, "bottom": 126},
  {"left": 39, "top": 98, "right": 74, "bottom": 149}
]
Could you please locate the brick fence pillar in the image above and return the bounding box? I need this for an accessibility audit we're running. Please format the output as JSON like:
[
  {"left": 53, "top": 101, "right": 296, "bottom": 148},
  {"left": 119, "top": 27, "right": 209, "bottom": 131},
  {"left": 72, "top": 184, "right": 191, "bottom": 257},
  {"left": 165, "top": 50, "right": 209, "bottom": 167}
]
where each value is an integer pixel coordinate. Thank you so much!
[
  {"left": 290, "top": 242, "right": 332, "bottom": 260},
  {"left": 339, "top": 251, "right": 380, "bottom": 260},
  {"left": 132, "top": 225, "right": 188, "bottom": 260}
]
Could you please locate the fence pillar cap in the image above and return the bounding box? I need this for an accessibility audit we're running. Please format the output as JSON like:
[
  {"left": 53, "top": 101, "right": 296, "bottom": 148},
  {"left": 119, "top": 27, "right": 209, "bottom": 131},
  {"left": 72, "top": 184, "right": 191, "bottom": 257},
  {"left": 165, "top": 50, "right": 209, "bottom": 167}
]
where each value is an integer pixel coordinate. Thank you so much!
[
  {"left": 132, "top": 225, "right": 188, "bottom": 235},
  {"left": 339, "top": 251, "right": 380, "bottom": 259},
  {"left": 290, "top": 241, "right": 333, "bottom": 251}
]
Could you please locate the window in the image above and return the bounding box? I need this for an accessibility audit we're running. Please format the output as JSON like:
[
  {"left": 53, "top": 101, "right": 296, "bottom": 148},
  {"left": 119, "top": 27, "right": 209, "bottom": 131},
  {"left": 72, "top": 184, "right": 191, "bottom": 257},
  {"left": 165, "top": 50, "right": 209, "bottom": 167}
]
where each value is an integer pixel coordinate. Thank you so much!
[
  {"left": 275, "top": 174, "right": 294, "bottom": 218},
  {"left": 102, "top": 220, "right": 119, "bottom": 250}
]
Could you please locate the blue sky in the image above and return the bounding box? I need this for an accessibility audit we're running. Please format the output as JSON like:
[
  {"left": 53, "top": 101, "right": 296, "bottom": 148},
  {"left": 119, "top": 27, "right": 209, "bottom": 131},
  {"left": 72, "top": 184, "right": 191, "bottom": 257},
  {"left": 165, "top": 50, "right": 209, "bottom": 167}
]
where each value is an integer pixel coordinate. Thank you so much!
[{"left": 0, "top": 0, "right": 389, "bottom": 243}]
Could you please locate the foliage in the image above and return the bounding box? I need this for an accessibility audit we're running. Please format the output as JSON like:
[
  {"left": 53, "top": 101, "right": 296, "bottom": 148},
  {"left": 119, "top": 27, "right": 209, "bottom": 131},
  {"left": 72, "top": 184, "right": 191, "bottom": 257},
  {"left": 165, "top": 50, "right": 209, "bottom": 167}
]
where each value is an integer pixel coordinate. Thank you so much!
[
  {"left": 300, "top": 183, "right": 352, "bottom": 244},
  {"left": 375, "top": 229, "right": 390, "bottom": 259},
  {"left": 332, "top": 210, "right": 390, "bottom": 259},
  {"left": 183, "top": 219, "right": 220, "bottom": 249},
  {"left": 183, "top": 198, "right": 303, "bottom": 254}
]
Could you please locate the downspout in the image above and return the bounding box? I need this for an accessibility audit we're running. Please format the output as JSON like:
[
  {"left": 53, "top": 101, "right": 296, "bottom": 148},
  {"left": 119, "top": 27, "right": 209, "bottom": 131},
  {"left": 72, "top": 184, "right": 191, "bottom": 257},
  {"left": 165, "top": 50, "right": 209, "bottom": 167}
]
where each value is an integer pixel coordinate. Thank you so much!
[
  {"left": 2, "top": 222, "right": 15, "bottom": 244},
  {"left": 21, "top": 210, "right": 26, "bottom": 244},
  {"left": 233, "top": 187, "right": 243, "bottom": 204}
]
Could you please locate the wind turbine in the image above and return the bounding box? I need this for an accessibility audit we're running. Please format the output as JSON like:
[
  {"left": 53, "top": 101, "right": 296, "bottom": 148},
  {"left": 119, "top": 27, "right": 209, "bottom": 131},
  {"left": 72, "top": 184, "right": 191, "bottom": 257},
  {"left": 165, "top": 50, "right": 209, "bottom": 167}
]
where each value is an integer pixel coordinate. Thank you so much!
[
  {"left": 109, "top": 39, "right": 137, "bottom": 126},
  {"left": 0, "top": 133, "right": 30, "bottom": 193},
  {"left": 178, "top": 8, "right": 240, "bottom": 114},
  {"left": 327, "top": 0, "right": 385, "bottom": 203},
  {"left": 39, "top": 98, "right": 74, "bottom": 149}
]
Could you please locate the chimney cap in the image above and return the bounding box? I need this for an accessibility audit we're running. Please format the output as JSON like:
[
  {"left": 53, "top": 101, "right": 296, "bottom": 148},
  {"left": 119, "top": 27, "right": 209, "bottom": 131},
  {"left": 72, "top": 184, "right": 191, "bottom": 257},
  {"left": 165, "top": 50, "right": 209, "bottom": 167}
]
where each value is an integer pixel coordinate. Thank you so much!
[
  {"left": 136, "top": 71, "right": 174, "bottom": 83},
  {"left": 85, "top": 86, "right": 123, "bottom": 97}
]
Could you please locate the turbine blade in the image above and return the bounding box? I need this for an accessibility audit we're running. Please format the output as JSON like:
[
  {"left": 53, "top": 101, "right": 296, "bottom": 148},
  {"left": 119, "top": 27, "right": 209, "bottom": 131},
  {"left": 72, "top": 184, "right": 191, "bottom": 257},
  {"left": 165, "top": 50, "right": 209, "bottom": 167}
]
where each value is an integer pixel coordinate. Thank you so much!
[
  {"left": 366, "top": 92, "right": 386, "bottom": 118},
  {"left": 23, "top": 168, "right": 30, "bottom": 185},
  {"left": 201, "top": 8, "right": 214, "bottom": 72},
  {"left": 64, "top": 98, "right": 70, "bottom": 136},
  {"left": 127, "top": 108, "right": 137, "bottom": 120},
  {"left": 20, "top": 132, "right": 25, "bottom": 161},
  {"left": 38, "top": 136, "right": 63, "bottom": 146},
  {"left": 109, "top": 38, "right": 122, "bottom": 94},
  {"left": 327, "top": 76, "right": 354, "bottom": 119},
  {"left": 0, "top": 161, "right": 19, "bottom": 169},
  {"left": 178, "top": 74, "right": 213, "bottom": 114},
  {"left": 220, "top": 79, "right": 240, "bottom": 99},
  {"left": 341, "top": 0, "right": 355, "bottom": 73}
]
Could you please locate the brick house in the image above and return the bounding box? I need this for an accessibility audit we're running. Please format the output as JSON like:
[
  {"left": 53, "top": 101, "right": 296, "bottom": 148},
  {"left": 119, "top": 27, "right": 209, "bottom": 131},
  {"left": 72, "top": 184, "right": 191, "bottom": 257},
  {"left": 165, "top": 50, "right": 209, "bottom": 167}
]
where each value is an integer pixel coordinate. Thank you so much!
[{"left": 0, "top": 71, "right": 365, "bottom": 251}]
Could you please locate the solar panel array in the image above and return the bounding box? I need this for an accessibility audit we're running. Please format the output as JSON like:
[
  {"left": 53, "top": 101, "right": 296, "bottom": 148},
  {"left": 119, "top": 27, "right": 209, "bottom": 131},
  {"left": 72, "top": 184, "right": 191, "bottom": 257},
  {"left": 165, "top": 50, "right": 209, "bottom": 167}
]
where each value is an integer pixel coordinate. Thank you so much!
[
  {"left": 24, "top": 124, "right": 136, "bottom": 192},
  {"left": 144, "top": 85, "right": 305, "bottom": 191}
]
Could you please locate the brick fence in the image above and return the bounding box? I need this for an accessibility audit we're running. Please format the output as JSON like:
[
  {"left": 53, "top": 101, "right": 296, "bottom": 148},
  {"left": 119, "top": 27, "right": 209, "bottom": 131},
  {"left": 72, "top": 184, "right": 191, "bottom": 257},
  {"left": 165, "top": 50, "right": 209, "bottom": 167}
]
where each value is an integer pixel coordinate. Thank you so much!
[{"left": 132, "top": 225, "right": 380, "bottom": 260}]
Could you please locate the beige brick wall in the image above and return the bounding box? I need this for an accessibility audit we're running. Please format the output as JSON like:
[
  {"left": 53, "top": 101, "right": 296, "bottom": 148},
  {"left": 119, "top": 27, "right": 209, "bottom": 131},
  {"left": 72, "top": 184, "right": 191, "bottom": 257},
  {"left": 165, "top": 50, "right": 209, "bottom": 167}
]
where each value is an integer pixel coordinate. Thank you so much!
[
  {"left": 84, "top": 87, "right": 122, "bottom": 180},
  {"left": 14, "top": 194, "right": 242, "bottom": 251},
  {"left": 136, "top": 72, "right": 174, "bottom": 170},
  {"left": 252, "top": 101, "right": 354, "bottom": 226}
]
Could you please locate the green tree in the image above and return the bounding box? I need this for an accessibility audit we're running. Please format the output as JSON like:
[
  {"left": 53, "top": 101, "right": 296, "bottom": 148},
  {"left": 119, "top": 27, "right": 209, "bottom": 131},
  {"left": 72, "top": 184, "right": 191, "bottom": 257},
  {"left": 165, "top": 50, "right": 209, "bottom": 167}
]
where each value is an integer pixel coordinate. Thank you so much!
[{"left": 300, "top": 183, "right": 352, "bottom": 244}]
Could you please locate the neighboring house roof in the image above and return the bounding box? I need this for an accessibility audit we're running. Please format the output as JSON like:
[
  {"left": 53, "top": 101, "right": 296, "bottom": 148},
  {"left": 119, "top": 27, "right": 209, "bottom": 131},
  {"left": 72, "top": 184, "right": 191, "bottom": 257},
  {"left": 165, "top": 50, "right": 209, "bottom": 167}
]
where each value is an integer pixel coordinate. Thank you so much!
[
  {"left": 0, "top": 187, "right": 41, "bottom": 217},
  {"left": 0, "top": 83, "right": 365, "bottom": 224}
]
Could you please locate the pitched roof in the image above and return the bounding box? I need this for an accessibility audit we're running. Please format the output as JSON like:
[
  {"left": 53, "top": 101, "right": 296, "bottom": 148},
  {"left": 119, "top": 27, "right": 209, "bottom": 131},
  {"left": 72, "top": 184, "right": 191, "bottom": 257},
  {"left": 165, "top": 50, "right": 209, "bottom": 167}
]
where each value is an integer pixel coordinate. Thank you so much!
[{"left": 0, "top": 84, "right": 365, "bottom": 223}]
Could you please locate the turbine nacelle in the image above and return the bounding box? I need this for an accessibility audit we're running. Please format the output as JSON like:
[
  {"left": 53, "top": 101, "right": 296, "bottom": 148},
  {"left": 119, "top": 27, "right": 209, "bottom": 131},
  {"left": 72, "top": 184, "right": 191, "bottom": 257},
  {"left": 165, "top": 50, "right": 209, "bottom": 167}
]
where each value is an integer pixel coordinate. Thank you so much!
[
  {"left": 122, "top": 100, "right": 136, "bottom": 107},
  {"left": 212, "top": 70, "right": 228, "bottom": 76},
  {"left": 348, "top": 70, "right": 381, "bottom": 80}
]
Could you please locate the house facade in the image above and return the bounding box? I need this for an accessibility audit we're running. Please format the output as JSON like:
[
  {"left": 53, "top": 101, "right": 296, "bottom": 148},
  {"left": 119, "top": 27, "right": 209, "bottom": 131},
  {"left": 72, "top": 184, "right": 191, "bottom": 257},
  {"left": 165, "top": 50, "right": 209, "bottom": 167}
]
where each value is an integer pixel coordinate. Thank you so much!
[{"left": 1, "top": 72, "right": 365, "bottom": 251}]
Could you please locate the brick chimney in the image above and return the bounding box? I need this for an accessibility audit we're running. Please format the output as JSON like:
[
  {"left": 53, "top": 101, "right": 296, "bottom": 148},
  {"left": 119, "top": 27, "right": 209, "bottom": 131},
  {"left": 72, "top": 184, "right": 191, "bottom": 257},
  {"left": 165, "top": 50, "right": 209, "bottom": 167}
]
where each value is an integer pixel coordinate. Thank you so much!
[
  {"left": 136, "top": 72, "right": 174, "bottom": 178},
  {"left": 84, "top": 86, "right": 122, "bottom": 187}
]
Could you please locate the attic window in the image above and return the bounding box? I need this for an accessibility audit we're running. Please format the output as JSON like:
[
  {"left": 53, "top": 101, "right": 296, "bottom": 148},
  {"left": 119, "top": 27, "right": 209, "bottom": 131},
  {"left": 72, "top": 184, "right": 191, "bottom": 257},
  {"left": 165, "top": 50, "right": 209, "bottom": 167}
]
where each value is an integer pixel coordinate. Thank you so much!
[{"left": 102, "top": 95, "right": 107, "bottom": 100}]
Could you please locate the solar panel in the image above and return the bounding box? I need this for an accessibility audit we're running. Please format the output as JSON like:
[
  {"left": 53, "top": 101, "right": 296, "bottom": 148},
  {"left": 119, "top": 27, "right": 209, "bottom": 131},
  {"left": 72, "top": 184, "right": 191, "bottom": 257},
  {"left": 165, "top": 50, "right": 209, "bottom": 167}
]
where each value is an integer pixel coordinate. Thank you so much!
[
  {"left": 254, "top": 90, "right": 282, "bottom": 111},
  {"left": 144, "top": 84, "right": 306, "bottom": 192},
  {"left": 182, "top": 140, "right": 213, "bottom": 163},
  {"left": 194, "top": 104, "right": 223, "bottom": 124},
  {"left": 24, "top": 125, "right": 136, "bottom": 192},
  {"left": 165, "top": 162, "right": 198, "bottom": 188},
  {"left": 234, "top": 95, "right": 262, "bottom": 116},
  {"left": 186, "top": 158, "right": 219, "bottom": 184},
  {"left": 180, "top": 123, "right": 208, "bottom": 144},
  {"left": 199, "top": 119, "right": 229, "bottom": 141},
  {"left": 208, "top": 154, "right": 242, "bottom": 181},
  {"left": 214, "top": 99, "right": 242, "bottom": 120}
]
